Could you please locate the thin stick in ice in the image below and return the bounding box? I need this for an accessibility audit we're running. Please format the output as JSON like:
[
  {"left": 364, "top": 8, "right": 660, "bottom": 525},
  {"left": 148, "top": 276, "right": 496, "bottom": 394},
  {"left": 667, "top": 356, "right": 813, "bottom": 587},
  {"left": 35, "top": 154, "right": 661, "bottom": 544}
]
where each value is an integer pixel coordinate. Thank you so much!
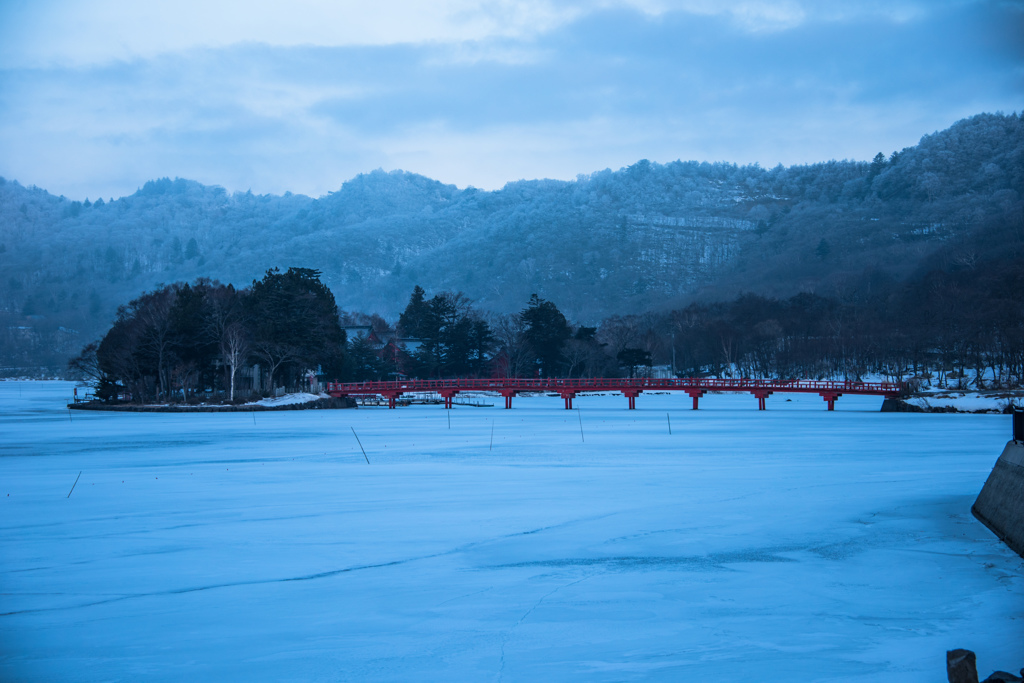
[
  {"left": 351, "top": 427, "right": 370, "bottom": 464},
  {"left": 67, "top": 471, "right": 82, "bottom": 498}
]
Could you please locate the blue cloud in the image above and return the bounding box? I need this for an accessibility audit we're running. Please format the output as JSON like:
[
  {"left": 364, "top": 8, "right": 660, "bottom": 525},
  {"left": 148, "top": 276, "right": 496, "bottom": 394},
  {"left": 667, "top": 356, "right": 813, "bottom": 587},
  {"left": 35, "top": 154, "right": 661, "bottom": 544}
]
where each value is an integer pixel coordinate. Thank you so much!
[{"left": 0, "top": 1, "right": 1020, "bottom": 199}]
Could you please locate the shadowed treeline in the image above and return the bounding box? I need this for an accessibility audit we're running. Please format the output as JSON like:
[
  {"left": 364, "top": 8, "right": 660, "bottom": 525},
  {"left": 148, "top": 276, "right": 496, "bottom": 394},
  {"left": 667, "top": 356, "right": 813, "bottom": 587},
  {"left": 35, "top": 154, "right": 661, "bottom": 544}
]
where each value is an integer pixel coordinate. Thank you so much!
[{"left": 75, "top": 247, "right": 1023, "bottom": 403}]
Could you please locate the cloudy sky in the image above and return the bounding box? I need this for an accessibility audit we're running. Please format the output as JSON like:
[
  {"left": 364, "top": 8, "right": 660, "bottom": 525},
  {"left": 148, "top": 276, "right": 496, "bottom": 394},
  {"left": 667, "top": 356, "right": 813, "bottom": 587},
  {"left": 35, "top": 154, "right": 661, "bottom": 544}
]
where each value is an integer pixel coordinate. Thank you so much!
[{"left": 0, "top": 0, "right": 1021, "bottom": 200}]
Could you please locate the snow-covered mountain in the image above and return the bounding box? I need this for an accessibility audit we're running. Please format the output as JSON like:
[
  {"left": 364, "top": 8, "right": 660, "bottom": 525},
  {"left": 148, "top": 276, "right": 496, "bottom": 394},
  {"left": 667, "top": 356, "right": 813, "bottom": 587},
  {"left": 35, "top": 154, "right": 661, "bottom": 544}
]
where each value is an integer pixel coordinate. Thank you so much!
[{"left": 1, "top": 112, "right": 1021, "bottom": 369}]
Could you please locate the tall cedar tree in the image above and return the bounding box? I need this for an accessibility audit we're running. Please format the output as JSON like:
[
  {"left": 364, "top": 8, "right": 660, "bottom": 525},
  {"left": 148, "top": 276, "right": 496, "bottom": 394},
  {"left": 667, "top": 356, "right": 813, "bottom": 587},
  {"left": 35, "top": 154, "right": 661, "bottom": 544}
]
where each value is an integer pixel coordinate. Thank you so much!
[
  {"left": 398, "top": 287, "right": 493, "bottom": 378},
  {"left": 398, "top": 285, "right": 432, "bottom": 338},
  {"left": 247, "top": 268, "right": 346, "bottom": 389},
  {"left": 521, "top": 294, "right": 571, "bottom": 377}
]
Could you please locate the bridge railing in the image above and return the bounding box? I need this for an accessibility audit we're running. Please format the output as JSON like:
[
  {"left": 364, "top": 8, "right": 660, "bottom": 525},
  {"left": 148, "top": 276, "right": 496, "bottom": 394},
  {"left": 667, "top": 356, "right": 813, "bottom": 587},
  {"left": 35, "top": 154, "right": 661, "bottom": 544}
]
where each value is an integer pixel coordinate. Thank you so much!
[{"left": 325, "top": 377, "right": 904, "bottom": 395}]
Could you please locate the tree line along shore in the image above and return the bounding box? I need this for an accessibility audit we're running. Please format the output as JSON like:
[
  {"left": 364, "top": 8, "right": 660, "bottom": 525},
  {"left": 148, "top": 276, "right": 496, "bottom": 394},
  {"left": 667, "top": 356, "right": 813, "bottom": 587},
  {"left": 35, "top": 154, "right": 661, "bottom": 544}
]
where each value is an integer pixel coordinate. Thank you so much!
[{"left": 69, "top": 256, "right": 1024, "bottom": 405}]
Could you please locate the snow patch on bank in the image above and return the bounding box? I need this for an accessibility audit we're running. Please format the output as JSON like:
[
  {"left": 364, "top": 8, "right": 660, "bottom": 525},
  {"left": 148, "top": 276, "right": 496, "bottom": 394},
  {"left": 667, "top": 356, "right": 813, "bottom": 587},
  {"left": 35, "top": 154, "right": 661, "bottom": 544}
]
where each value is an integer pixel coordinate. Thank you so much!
[
  {"left": 247, "top": 392, "right": 325, "bottom": 407},
  {"left": 905, "top": 392, "right": 1020, "bottom": 413}
]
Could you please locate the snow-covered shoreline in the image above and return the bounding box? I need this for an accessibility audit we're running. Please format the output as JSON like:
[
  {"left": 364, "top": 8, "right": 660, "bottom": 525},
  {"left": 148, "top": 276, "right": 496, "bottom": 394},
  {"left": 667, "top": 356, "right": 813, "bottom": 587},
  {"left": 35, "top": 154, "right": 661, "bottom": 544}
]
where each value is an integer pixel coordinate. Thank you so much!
[
  {"left": 902, "top": 391, "right": 1022, "bottom": 414},
  {"left": 54, "top": 374, "right": 1024, "bottom": 415},
  {"left": 69, "top": 392, "right": 348, "bottom": 412},
  {"left": 245, "top": 392, "right": 325, "bottom": 407}
]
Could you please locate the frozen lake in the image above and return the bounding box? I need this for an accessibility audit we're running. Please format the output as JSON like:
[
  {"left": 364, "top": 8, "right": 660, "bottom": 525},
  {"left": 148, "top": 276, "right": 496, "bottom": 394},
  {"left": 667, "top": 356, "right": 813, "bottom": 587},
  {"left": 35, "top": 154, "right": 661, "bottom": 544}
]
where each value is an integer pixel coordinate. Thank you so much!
[{"left": 1, "top": 381, "right": 1021, "bottom": 681}]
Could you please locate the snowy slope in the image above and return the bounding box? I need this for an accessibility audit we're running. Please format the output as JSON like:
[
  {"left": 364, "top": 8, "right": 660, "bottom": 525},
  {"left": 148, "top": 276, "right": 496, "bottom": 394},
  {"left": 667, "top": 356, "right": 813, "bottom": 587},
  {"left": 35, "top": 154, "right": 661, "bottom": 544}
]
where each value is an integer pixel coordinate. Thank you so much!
[
  {"left": 906, "top": 392, "right": 1018, "bottom": 413},
  {"left": 1, "top": 382, "right": 1021, "bottom": 681}
]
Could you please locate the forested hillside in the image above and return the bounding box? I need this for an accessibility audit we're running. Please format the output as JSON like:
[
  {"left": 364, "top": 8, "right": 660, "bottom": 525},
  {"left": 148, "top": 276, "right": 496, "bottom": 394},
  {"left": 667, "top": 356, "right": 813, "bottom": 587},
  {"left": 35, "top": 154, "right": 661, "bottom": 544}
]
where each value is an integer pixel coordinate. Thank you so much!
[{"left": 1, "top": 112, "right": 1021, "bottom": 373}]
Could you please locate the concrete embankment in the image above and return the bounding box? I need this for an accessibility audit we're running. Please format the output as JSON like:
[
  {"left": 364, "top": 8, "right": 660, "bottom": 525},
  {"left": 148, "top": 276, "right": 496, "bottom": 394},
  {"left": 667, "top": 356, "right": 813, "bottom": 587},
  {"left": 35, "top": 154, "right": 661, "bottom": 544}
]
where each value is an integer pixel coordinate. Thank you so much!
[{"left": 972, "top": 413, "right": 1024, "bottom": 559}]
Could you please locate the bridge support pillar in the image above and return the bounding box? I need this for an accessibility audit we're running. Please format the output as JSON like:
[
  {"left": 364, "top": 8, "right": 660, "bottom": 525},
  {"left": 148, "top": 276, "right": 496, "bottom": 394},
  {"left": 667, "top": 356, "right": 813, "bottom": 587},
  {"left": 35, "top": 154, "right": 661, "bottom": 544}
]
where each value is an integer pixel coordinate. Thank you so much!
[
  {"left": 752, "top": 390, "right": 773, "bottom": 410},
  {"left": 685, "top": 389, "right": 706, "bottom": 410},
  {"left": 500, "top": 390, "right": 518, "bottom": 409},
  {"left": 622, "top": 389, "right": 642, "bottom": 410},
  {"left": 382, "top": 391, "right": 404, "bottom": 409},
  {"left": 560, "top": 392, "right": 576, "bottom": 410},
  {"left": 820, "top": 392, "right": 841, "bottom": 411},
  {"left": 439, "top": 389, "right": 460, "bottom": 409}
]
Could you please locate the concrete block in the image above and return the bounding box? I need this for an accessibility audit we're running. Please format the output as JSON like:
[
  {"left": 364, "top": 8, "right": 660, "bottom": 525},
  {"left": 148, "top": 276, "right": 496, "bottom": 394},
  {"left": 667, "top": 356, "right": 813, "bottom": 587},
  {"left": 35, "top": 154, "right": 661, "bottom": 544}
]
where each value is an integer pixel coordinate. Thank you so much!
[{"left": 972, "top": 440, "right": 1024, "bottom": 559}]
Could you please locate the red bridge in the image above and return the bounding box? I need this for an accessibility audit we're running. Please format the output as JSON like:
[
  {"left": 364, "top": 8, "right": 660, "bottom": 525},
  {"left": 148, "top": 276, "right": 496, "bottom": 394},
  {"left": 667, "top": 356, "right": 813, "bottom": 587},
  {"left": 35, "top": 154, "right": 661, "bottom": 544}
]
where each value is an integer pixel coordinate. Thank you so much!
[{"left": 326, "top": 378, "right": 904, "bottom": 411}]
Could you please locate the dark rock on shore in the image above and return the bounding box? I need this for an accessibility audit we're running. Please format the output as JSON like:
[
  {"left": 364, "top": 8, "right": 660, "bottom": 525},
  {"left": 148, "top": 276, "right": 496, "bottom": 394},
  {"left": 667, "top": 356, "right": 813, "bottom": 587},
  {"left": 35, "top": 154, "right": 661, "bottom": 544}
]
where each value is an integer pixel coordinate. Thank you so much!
[{"left": 880, "top": 398, "right": 926, "bottom": 412}]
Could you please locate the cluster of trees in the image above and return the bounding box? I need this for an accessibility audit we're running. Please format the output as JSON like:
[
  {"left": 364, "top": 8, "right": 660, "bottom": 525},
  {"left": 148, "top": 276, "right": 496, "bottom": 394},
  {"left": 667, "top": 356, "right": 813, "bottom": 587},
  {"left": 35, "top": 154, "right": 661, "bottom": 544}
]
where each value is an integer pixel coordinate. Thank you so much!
[
  {"left": 72, "top": 268, "right": 345, "bottom": 402},
  {"left": 345, "top": 287, "right": 671, "bottom": 382},
  {"left": 395, "top": 287, "right": 493, "bottom": 378},
  {"left": 343, "top": 286, "right": 495, "bottom": 381},
  {"left": 605, "top": 255, "right": 1024, "bottom": 388},
  {"left": 344, "top": 288, "right": 610, "bottom": 381},
  {"left": 376, "top": 252, "right": 1024, "bottom": 389}
]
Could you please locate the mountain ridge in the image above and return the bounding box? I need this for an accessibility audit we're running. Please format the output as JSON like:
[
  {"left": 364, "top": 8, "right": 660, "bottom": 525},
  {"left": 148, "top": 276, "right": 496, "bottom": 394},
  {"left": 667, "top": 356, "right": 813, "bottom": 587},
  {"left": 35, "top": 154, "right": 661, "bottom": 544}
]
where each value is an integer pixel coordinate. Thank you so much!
[{"left": 1, "top": 111, "right": 1021, "bottom": 369}]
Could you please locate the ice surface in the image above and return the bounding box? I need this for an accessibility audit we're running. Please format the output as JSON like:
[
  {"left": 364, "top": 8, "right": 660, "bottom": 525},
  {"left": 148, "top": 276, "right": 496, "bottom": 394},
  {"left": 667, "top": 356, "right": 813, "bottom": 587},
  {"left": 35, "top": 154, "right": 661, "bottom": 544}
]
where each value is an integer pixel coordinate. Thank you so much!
[{"left": 1, "top": 382, "right": 1021, "bottom": 681}]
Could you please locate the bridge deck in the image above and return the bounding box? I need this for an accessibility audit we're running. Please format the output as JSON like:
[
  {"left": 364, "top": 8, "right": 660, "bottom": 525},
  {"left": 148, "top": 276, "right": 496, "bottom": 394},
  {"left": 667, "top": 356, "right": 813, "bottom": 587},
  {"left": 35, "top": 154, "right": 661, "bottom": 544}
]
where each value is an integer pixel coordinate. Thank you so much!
[{"left": 325, "top": 378, "right": 903, "bottom": 411}]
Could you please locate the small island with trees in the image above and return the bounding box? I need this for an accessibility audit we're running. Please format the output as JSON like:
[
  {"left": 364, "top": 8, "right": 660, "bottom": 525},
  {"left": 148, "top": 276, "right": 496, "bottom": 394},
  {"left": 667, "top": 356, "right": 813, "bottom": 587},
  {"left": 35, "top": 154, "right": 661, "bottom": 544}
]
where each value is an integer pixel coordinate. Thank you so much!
[{"left": 69, "top": 267, "right": 347, "bottom": 409}]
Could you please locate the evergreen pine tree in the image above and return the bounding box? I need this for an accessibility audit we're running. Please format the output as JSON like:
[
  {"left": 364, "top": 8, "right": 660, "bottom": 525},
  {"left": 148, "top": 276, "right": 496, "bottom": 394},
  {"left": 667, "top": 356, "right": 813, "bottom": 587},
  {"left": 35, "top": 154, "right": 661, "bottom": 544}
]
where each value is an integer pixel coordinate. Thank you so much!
[{"left": 521, "top": 294, "right": 571, "bottom": 377}]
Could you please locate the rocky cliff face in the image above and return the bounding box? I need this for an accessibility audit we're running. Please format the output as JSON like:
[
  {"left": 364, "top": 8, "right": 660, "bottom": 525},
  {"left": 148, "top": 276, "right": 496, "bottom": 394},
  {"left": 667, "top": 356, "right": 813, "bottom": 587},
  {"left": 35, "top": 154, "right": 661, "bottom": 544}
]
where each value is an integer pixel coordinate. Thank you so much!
[{"left": 628, "top": 214, "right": 753, "bottom": 294}]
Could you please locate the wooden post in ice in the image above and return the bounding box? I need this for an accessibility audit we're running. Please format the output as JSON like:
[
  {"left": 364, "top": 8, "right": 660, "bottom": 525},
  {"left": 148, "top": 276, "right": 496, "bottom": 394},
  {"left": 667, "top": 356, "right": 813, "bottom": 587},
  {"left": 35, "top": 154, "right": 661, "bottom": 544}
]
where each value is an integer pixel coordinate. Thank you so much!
[{"left": 946, "top": 649, "right": 978, "bottom": 683}]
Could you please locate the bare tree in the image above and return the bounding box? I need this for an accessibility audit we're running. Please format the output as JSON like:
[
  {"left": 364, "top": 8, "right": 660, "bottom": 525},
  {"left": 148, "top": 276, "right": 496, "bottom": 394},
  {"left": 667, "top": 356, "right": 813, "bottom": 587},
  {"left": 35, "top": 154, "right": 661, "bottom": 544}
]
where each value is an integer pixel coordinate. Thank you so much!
[
  {"left": 204, "top": 285, "right": 250, "bottom": 399},
  {"left": 204, "top": 283, "right": 244, "bottom": 343},
  {"left": 251, "top": 339, "right": 299, "bottom": 395},
  {"left": 220, "top": 323, "right": 250, "bottom": 401},
  {"left": 67, "top": 341, "right": 103, "bottom": 384},
  {"left": 135, "top": 287, "right": 177, "bottom": 400},
  {"left": 563, "top": 338, "right": 591, "bottom": 378},
  {"left": 490, "top": 313, "right": 533, "bottom": 378},
  {"left": 597, "top": 315, "right": 641, "bottom": 356},
  {"left": 171, "top": 361, "right": 200, "bottom": 402}
]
